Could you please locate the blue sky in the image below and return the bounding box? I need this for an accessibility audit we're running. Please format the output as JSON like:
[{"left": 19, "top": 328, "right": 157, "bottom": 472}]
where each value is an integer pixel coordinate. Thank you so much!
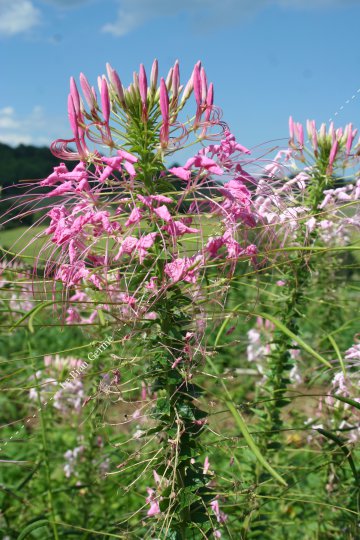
[{"left": 1, "top": 0, "right": 360, "bottom": 151}]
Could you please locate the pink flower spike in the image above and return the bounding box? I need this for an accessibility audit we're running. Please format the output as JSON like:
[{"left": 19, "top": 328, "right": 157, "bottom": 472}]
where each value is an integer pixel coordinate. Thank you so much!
[
  {"left": 101, "top": 77, "right": 111, "bottom": 124},
  {"left": 150, "top": 59, "right": 158, "bottom": 93}
]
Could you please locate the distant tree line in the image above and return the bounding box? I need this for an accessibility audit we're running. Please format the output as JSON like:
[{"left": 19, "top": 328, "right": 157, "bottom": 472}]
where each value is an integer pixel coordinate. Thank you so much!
[{"left": 0, "top": 143, "right": 61, "bottom": 229}]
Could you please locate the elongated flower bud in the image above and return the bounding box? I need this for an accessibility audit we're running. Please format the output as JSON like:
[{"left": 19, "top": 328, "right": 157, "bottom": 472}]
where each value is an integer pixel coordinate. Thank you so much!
[
  {"left": 165, "top": 67, "right": 173, "bottom": 91},
  {"left": 139, "top": 64, "right": 148, "bottom": 118},
  {"left": 80, "top": 73, "right": 97, "bottom": 111},
  {"left": 319, "top": 123, "right": 326, "bottom": 141},
  {"left": 70, "top": 77, "right": 81, "bottom": 115},
  {"left": 160, "top": 77, "right": 169, "bottom": 120},
  {"left": 172, "top": 60, "right": 180, "bottom": 101},
  {"left": 193, "top": 64, "right": 201, "bottom": 106},
  {"left": 133, "top": 71, "right": 139, "bottom": 92},
  {"left": 101, "top": 77, "right": 111, "bottom": 124},
  {"left": 200, "top": 67, "right": 207, "bottom": 103},
  {"left": 180, "top": 75, "right": 194, "bottom": 106},
  {"left": 108, "top": 67, "right": 126, "bottom": 109},
  {"left": 68, "top": 93, "right": 79, "bottom": 138},
  {"left": 329, "top": 139, "right": 339, "bottom": 169},
  {"left": 160, "top": 77, "right": 169, "bottom": 147},
  {"left": 204, "top": 83, "right": 214, "bottom": 127},
  {"left": 206, "top": 83, "right": 214, "bottom": 108},
  {"left": 346, "top": 124, "right": 357, "bottom": 155},
  {"left": 289, "top": 116, "right": 294, "bottom": 142},
  {"left": 97, "top": 75, "right": 102, "bottom": 95},
  {"left": 295, "top": 122, "right": 304, "bottom": 148},
  {"left": 150, "top": 59, "right": 158, "bottom": 94}
]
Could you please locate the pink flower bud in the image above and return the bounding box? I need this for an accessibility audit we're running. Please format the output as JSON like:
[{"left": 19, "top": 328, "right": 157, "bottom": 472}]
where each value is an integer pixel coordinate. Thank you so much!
[
  {"left": 139, "top": 64, "right": 148, "bottom": 109},
  {"left": 346, "top": 123, "right": 357, "bottom": 155},
  {"left": 200, "top": 67, "right": 207, "bottom": 103},
  {"left": 106, "top": 63, "right": 126, "bottom": 108},
  {"left": 160, "top": 77, "right": 169, "bottom": 120},
  {"left": 180, "top": 75, "right": 194, "bottom": 105},
  {"left": 133, "top": 71, "right": 139, "bottom": 91},
  {"left": 150, "top": 58, "right": 158, "bottom": 93},
  {"left": 206, "top": 83, "right": 214, "bottom": 108},
  {"left": 165, "top": 67, "right": 173, "bottom": 91},
  {"left": 101, "top": 77, "right": 110, "bottom": 124},
  {"left": 329, "top": 122, "right": 335, "bottom": 143},
  {"left": 160, "top": 78, "right": 169, "bottom": 146},
  {"left": 193, "top": 63, "right": 201, "bottom": 106},
  {"left": 328, "top": 139, "right": 339, "bottom": 169},
  {"left": 289, "top": 116, "right": 294, "bottom": 142},
  {"left": 80, "top": 73, "right": 96, "bottom": 110},
  {"left": 172, "top": 60, "right": 180, "bottom": 101},
  {"left": 296, "top": 122, "right": 304, "bottom": 148},
  {"left": 319, "top": 123, "right": 326, "bottom": 140},
  {"left": 70, "top": 77, "right": 80, "bottom": 115},
  {"left": 67, "top": 94, "right": 79, "bottom": 138}
]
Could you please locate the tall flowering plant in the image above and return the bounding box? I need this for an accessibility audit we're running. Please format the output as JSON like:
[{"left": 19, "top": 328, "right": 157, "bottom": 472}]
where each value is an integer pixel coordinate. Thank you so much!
[
  {"left": 252, "top": 117, "right": 360, "bottom": 436},
  {"left": 22, "top": 60, "right": 259, "bottom": 537}
]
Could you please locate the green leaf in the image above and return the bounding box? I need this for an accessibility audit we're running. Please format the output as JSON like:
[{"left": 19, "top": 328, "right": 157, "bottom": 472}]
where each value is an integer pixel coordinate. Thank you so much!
[
  {"left": 205, "top": 356, "right": 287, "bottom": 487},
  {"left": 317, "top": 428, "right": 358, "bottom": 484},
  {"left": 226, "top": 400, "right": 287, "bottom": 487},
  {"left": 334, "top": 394, "right": 360, "bottom": 411},
  {"left": 327, "top": 335, "right": 346, "bottom": 375},
  {"left": 178, "top": 487, "right": 200, "bottom": 510},
  {"left": 256, "top": 312, "right": 332, "bottom": 369},
  {"left": 11, "top": 301, "right": 55, "bottom": 333},
  {"left": 17, "top": 519, "right": 49, "bottom": 539}
]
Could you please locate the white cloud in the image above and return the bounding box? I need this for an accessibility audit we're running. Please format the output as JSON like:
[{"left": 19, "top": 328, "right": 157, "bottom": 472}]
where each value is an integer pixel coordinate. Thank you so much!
[
  {"left": 39, "top": 0, "right": 91, "bottom": 7},
  {"left": 0, "top": 106, "right": 61, "bottom": 147},
  {"left": 102, "top": 0, "right": 360, "bottom": 37},
  {"left": 0, "top": 0, "right": 41, "bottom": 36}
]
